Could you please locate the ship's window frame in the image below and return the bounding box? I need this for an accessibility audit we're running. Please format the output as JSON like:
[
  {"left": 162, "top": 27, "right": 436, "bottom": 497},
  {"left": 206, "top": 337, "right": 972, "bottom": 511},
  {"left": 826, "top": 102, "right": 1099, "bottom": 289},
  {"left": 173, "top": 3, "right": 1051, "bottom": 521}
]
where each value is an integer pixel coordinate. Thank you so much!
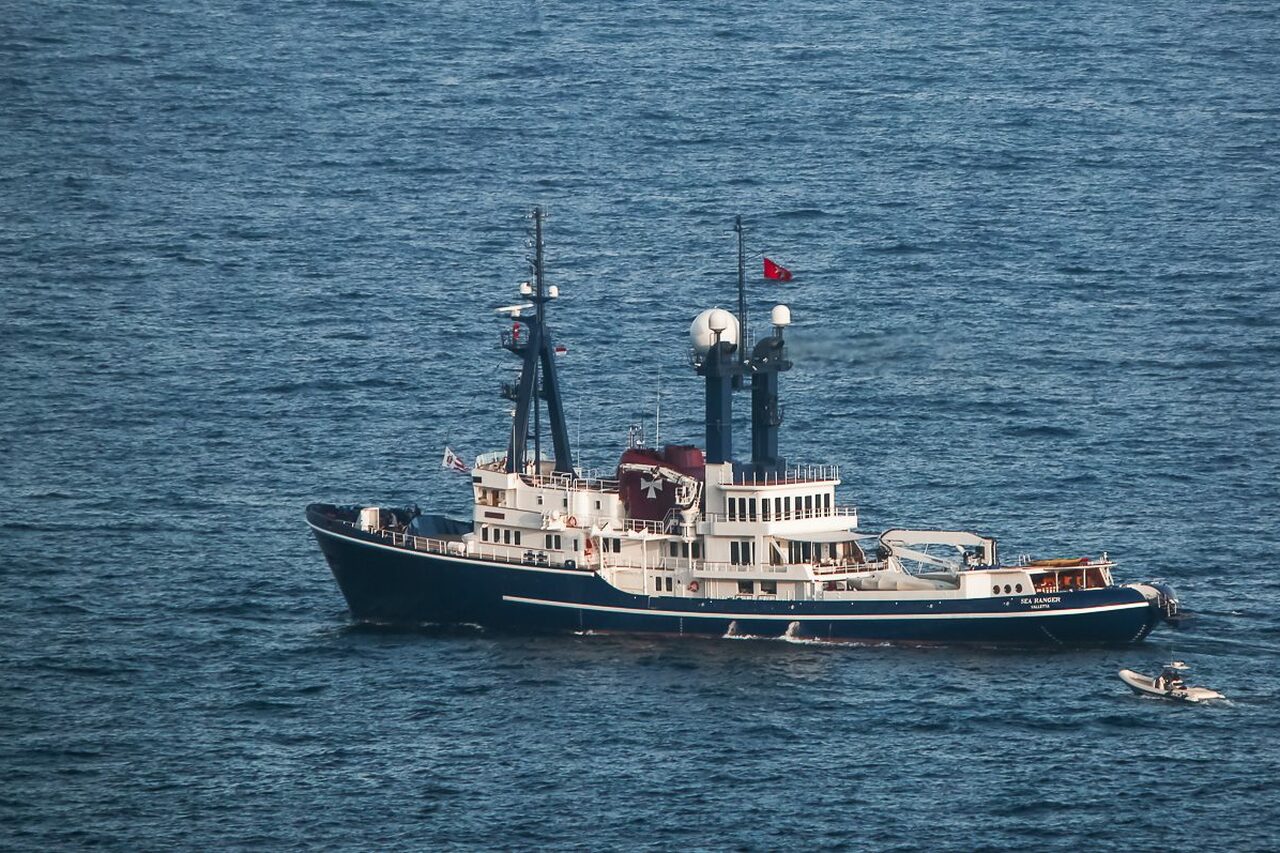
[
  {"left": 823, "top": 493, "right": 831, "bottom": 515},
  {"left": 762, "top": 500, "right": 770, "bottom": 521},
  {"left": 775, "top": 496, "right": 782, "bottom": 518},
  {"left": 748, "top": 499, "right": 757, "bottom": 521},
  {"left": 760, "top": 580, "right": 777, "bottom": 595},
  {"left": 536, "top": 494, "right": 543, "bottom": 506},
  {"left": 691, "top": 541, "right": 702, "bottom": 559},
  {"left": 737, "top": 580, "right": 753, "bottom": 595},
  {"left": 669, "top": 542, "right": 679, "bottom": 558},
  {"left": 730, "top": 541, "right": 741, "bottom": 564},
  {"left": 665, "top": 577, "right": 673, "bottom": 592},
  {"left": 503, "top": 529, "right": 511, "bottom": 545},
  {"left": 514, "top": 531, "right": 521, "bottom": 545},
  {"left": 613, "top": 537, "right": 621, "bottom": 552},
  {"left": 784, "top": 496, "right": 792, "bottom": 518},
  {"left": 655, "top": 576, "right": 662, "bottom": 592},
  {"left": 595, "top": 500, "right": 601, "bottom": 510},
  {"left": 482, "top": 526, "right": 489, "bottom": 542}
]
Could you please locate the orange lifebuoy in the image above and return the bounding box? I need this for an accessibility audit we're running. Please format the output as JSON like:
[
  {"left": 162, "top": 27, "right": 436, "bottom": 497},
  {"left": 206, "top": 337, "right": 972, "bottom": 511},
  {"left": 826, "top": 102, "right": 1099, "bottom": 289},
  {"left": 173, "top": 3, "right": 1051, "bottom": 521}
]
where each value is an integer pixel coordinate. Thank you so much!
[
  {"left": 688, "top": 580, "right": 700, "bottom": 593},
  {"left": 565, "top": 515, "right": 578, "bottom": 528}
]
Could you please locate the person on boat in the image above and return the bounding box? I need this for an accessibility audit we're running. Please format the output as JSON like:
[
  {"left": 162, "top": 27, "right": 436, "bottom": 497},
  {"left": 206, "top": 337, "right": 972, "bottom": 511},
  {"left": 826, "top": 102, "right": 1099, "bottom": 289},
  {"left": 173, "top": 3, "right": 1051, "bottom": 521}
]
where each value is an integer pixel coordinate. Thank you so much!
[{"left": 1157, "top": 666, "right": 1184, "bottom": 691}]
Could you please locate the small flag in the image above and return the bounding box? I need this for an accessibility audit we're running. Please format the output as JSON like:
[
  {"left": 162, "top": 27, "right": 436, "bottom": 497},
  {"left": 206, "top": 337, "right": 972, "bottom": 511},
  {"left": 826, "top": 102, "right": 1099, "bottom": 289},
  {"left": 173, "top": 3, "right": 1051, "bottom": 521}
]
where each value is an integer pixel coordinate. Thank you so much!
[
  {"left": 554, "top": 344, "right": 568, "bottom": 357},
  {"left": 441, "top": 446, "right": 469, "bottom": 474},
  {"left": 763, "top": 257, "right": 793, "bottom": 282}
]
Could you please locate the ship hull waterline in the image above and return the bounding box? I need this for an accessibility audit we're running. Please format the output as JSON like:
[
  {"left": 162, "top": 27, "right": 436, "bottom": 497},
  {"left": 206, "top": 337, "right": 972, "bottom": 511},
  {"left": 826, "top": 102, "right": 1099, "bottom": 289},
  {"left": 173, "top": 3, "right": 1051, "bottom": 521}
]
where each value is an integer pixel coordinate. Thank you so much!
[{"left": 309, "top": 522, "right": 1162, "bottom": 646}]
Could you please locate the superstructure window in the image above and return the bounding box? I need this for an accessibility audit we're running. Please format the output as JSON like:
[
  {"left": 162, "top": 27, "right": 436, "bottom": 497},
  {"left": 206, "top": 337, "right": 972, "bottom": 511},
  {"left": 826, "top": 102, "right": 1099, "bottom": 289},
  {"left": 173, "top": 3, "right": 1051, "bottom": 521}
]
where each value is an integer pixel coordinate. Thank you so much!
[
  {"left": 691, "top": 541, "right": 702, "bottom": 559},
  {"left": 762, "top": 500, "right": 771, "bottom": 521},
  {"left": 514, "top": 531, "right": 521, "bottom": 545},
  {"left": 482, "top": 527, "right": 489, "bottom": 542},
  {"left": 760, "top": 581, "right": 777, "bottom": 595},
  {"left": 748, "top": 499, "right": 757, "bottom": 521},
  {"left": 823, "top": 493, "right": 831, "bottom": 515},
  {"left": 503, "top": 529, "right": 511, "bottom": 544},
  {"left": 738, "top": 581, "right": 753, "bottom": 595}
]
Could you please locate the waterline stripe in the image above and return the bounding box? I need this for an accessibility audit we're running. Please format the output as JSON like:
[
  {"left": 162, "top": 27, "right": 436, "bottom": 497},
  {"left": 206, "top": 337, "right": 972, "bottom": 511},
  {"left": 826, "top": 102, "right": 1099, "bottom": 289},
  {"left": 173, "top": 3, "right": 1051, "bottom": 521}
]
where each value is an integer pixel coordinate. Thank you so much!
[{"left": 501, "top": 595, "right": 1149, "bottom": 621}]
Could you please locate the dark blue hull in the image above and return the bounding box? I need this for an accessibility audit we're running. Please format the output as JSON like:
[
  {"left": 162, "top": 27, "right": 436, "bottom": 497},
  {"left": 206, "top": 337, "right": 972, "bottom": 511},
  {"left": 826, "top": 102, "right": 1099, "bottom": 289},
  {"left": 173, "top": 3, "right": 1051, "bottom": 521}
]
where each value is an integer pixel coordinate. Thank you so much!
[{"left": 308, "top": 508, "right": 1163, "bottom": 645}]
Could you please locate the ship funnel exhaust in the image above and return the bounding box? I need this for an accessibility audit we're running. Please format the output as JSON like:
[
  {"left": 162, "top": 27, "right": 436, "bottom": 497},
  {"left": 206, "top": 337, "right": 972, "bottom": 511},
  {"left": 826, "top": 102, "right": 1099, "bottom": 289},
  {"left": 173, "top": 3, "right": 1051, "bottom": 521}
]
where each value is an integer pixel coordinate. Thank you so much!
[
  {"left": 748, "top": 305, "right": 792, "bottom": 474},
  {"left": 691, "top": 308, "right": 742, "bottom": 464}
]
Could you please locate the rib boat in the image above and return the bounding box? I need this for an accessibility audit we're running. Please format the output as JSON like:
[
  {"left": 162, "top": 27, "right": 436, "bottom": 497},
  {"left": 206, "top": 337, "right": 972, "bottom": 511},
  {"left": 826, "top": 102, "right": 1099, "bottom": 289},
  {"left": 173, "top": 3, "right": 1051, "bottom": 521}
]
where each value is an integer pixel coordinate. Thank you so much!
[{"left": 306, "top": 209, "right": 1182, "bottom": 644}]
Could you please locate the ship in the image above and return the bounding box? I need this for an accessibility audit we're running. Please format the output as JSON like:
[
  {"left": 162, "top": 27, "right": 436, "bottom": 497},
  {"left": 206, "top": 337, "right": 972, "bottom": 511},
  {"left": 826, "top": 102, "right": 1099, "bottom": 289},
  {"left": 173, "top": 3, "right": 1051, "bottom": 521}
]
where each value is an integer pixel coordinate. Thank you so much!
[{"left": 306, "top": 208, "right": 1183, "bottom": 644}]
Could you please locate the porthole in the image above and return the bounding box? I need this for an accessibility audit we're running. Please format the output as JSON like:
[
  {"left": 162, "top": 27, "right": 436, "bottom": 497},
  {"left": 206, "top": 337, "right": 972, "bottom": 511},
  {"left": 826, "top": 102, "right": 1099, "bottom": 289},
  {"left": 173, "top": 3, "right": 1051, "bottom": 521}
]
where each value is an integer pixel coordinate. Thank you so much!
[
  {"left": 1003, "top": 584, "right": 1011, "bottom": 594},
  {"left": 993, "top": 585, "right": 1000, "bottom": 594},
  {"left": 1015, "top": 583, "right": 1023, "bottom": 593}
]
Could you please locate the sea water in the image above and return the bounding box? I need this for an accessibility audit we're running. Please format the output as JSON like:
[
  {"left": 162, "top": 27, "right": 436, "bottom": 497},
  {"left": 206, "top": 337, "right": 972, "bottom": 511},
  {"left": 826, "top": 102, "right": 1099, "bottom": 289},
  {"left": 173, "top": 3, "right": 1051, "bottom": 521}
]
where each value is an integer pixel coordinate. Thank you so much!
[{"left": 3, "top": 0, "right": 1279, "bottom": 848}]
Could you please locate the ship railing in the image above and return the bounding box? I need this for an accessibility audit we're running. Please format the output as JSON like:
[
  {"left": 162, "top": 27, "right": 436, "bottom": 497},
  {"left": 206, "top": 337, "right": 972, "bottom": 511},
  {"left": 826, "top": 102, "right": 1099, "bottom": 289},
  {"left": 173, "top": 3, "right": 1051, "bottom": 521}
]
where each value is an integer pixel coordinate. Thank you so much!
[
  {"left": 522, "top": 470, "right": 620, "bottom": 493},
  {"left": 474, "top": 450, "right": 507, "bottom": 469},
  {"left": 700, "top": 505, "right": 859, "bottom": 524},
  {"left": 615, "top": 517, "right": 674, "bottom": 535},
  {"left": 337, "top": 520, "right": 596, "bottom": 571},
  {"left": 720, "top": 464, "right": 840, "bottom": 485},
  {"left": 810, "top": 560, "right": 886, "bottom": 576}
]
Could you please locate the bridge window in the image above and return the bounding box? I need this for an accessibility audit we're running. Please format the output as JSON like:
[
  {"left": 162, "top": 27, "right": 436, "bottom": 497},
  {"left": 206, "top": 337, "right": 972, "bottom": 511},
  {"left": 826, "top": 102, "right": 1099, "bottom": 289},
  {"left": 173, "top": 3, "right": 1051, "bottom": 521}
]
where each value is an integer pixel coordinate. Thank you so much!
[
  {"left": 748, "top": 499, "right": 757, "bottom": 521},
  {"left": 784, "top": 496, "right": 792, "bottom": 518},
  {"left": 762, "top": 500, "right": 770, "bottom": 521},
  {"left": 804, "top": 495, "right": 813, "bottom": 517},
  {"left": 823, "top": 493, "right": 831, "bottom": 515},
  {"left": 481, "top": 527, "right": 489, "bottom": 542}
]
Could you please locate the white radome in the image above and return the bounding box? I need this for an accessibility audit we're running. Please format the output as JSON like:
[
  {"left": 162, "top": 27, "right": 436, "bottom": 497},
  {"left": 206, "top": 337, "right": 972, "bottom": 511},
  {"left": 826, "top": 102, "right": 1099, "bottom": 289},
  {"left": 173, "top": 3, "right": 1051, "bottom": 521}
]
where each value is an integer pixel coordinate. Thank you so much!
[
  {"left": 690, "top": 308, "right": 740, "bottom": 355},
  {"left": 771, "top": 304, "right": 792, "bottom": 327}
]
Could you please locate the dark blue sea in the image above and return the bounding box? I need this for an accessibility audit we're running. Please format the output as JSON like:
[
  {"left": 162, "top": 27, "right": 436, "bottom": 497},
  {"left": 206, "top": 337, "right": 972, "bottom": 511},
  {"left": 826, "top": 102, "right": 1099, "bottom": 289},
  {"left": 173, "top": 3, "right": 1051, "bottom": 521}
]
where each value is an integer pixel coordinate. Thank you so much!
[{"left": 4, "top": 0, "right": 1280, "bottom": 849}]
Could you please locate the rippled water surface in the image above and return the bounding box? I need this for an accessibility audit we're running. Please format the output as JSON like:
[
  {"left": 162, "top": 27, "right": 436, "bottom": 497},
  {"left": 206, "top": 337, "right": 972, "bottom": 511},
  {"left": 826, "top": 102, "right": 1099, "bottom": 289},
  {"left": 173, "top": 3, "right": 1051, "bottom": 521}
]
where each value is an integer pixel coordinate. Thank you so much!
[{"left": 3, "top": 0, "right": 1280, "bottom": 849}]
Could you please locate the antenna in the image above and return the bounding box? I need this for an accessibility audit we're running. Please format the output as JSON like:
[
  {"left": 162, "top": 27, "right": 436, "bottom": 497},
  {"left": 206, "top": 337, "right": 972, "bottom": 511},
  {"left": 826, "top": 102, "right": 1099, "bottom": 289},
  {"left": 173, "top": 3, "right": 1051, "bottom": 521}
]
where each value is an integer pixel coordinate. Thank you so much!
[{"left": 655, "top": 388, "right": 661, "bottom": 448}]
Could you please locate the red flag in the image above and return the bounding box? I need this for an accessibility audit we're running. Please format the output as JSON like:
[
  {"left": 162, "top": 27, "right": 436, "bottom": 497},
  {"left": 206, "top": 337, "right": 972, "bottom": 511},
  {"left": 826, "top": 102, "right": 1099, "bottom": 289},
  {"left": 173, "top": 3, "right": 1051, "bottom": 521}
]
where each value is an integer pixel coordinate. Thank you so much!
[{"left": 763, "top": 257, "right": 793, "bottom": 282}]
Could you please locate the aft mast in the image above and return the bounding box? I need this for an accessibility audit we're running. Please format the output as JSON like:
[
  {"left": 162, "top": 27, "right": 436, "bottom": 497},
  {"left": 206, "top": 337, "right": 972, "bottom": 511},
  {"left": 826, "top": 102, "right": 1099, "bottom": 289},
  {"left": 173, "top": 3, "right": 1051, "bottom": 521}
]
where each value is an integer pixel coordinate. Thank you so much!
[{"left": 504, "top": 206, "right": 574, "bottom": 476}]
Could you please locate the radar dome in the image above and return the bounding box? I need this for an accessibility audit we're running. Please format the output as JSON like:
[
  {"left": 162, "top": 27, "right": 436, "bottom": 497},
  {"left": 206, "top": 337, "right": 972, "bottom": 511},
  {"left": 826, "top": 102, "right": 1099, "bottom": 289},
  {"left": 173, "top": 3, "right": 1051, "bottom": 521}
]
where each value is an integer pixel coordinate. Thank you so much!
[
  {"left": 770, "top": 304, "right": 792, "bottom": 327},
  {"left": 690, "top": 308, "right": 740, "bottom": 355}
]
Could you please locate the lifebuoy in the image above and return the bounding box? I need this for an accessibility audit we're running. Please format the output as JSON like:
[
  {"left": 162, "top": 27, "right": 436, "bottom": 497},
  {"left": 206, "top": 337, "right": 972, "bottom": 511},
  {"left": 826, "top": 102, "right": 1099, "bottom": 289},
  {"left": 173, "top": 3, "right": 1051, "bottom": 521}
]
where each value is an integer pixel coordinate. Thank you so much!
[
  {"left": 565, "top": 515, "right": 578, "bottom": 528},
  {"left": 688, "top": 581, "right": 700, "bottom": 593},
  {"left": 584, "top": 538, "right": 595, "bottom": 556}
]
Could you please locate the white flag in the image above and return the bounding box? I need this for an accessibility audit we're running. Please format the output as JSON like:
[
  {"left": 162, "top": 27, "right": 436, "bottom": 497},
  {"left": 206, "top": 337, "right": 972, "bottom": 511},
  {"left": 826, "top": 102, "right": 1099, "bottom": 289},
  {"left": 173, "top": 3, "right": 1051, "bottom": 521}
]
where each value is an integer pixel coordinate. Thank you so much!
[{"left": 441, "top": 446, "right": 469, "bottom": 474}]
